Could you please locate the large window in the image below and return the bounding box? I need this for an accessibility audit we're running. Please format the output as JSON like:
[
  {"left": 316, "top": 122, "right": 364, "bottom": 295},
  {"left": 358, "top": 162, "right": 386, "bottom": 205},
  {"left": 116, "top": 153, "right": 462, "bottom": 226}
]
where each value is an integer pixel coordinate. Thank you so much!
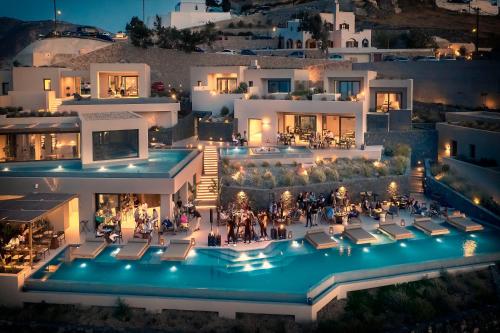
[
  {"left": 337, "top": 81, "right": 360, "bottom": 100},
  {"left": 376, "top": 92, "right": 402, "bottom": 112},
  {"left": 43, "top": 79, "right": 51, "bottom": 91},
  {"left": 217, "top": 78, "right": 237, "bottom": 93},
  {"left": 268, "top": 79, "right": 291, "bottom": 93},
  {"left": 92, "top": 129, "right": 139, "bottom": 161},
  {"left": 108, "top": 75, "right": 138, "bottom": 97},
  {"left": 0, "top": 132, "right": 80, "bottom": 162}
]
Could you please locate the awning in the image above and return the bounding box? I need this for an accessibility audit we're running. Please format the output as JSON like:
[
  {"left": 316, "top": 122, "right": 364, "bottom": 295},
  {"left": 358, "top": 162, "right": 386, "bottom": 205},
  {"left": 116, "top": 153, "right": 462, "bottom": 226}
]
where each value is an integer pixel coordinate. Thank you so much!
[
  {"left": 0, "top": 122, "right": 79, "bottom": 134},
  {"left": 0, "top": 193, "right": 77, "bottom": 224}
]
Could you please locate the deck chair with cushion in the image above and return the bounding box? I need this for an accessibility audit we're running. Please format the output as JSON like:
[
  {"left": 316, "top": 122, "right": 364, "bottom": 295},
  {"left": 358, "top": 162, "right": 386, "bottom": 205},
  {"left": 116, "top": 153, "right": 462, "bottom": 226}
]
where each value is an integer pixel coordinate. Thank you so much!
[
  {"left": 378, "top": 220, "right": 414, "bottom": 240},
  {"left": 413, "top": 217, "right": 450, "bottom": 236}
]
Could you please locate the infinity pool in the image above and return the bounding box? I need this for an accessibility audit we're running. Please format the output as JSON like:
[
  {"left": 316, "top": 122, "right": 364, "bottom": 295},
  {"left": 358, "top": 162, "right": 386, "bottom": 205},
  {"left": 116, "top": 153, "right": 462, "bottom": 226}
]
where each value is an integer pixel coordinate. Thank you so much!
[
  {"left": 0, "top": 149, "right": 194, "bottom": 178},
  {"left": 26, "top": 226, "right": 500, "bottom": 303},
  {"left": 220, "top": 146, "right": 312, "bottom": 159}
]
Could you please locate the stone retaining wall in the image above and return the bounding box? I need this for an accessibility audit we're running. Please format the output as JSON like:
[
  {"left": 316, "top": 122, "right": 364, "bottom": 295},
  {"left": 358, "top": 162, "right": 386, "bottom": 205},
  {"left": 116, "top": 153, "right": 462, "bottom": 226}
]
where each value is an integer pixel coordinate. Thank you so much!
[
  {"left": 221, "top": 174, "right": 410, "bottom": 209},
  {"left": 365, "top": 129, "right": 437, "bottom": 166},
  {"left": 424, "top": 160, "right": 500, "bottom": 225}
]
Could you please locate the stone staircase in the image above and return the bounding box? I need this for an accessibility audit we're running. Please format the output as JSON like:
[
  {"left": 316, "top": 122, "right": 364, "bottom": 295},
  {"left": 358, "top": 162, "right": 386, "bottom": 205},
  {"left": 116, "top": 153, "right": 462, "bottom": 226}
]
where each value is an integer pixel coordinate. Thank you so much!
[
  {"left": 48, "top": 98, "right": 62, "bottom": 112},
  {"left": 195, "top": 145, "right": 218, "bottom": 208},
  {"left": 410, "top": 166, "right": 425, "bottom": 195}
]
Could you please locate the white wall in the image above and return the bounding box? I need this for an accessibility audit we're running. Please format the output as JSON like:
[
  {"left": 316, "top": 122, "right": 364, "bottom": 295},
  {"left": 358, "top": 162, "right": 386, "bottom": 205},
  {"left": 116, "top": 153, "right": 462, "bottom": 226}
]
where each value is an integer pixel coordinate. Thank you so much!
[
  {"left": 58, "top": 102, "right": 180, "bottom": 128},
  {"left": 90, "top": 63, "right": 151, "bottom": 99},
  {"left": 234, "top": 99, "right": 365, "bottom": 146},
  {"left": 12, "top": 67, "right": 65, "bottom": 97},
  {"left": 192, "top": 90, "right": 244, "bottom": 115},
  {"left": 79, "top": 113, "right": 149, "bottom": 166},
  {"left": 165, "top": 12, "right": 231, "bottom": 29}
]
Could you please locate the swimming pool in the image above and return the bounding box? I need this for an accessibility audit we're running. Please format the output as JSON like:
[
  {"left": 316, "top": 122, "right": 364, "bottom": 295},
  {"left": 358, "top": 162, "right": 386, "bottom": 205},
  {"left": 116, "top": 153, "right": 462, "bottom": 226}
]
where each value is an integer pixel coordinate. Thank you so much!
[
  {"left": 220, "top": 146, "right": 312, "bottom": 159},
  {"left": 25, "top": 226, "right": 500, "bottom": 304},
  {"left": 0, "top": 149, "right": 195, "bottom": 178}
]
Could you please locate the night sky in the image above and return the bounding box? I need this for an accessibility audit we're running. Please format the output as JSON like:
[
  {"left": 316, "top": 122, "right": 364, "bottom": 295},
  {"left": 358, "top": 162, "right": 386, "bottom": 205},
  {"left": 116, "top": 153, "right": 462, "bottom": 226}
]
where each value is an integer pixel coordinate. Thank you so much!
[{"left": 2, "top": 0, "right": 177, "bottom": 32}]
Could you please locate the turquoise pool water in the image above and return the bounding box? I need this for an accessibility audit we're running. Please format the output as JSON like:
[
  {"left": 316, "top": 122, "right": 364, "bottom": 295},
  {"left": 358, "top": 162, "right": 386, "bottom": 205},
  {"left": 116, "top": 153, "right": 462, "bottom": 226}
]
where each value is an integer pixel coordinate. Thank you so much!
[
  {"left": 0, "top": 150, "right": 193, "bottom": 178},
  {"left": 26, "top": 226, "right": 500, "bottom": 303},
  {"left": 220, "top": 146, "right": 311, "bottom": 158}
]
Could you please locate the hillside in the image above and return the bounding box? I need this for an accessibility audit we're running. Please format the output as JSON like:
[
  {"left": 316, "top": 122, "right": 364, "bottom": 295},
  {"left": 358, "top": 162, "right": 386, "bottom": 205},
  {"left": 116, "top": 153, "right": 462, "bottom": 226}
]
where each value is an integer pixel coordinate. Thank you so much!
[
  {"left": 55, "top": 42, "right": 350, "bottom": 89},
  {"left": 0, "top": 17, "right": 105, "bottom": 65}
]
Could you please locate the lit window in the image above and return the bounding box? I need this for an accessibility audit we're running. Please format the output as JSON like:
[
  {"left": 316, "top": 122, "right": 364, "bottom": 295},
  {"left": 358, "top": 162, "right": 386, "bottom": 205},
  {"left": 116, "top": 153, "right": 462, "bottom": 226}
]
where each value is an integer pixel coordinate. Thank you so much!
[{"left": 43, "top": 79, "right": 51, "bottom": 91}]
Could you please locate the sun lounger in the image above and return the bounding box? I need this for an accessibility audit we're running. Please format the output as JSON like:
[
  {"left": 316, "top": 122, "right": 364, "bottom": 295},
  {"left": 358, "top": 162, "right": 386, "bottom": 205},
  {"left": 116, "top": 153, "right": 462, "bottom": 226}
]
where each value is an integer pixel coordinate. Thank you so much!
[
  {"left": 446, "top": 215, "right": 483, "bottom": 232},
  {"left": 72, "top": 240, "right": 107, "bottom": 259},
  {"left": 413, "top": 217, "right": 450, "bottom": 236},
  {"left": 304, "top": 229, "right": 338, "bottom": 250},
  {"left": 115, "top": 238, "right": 149, "bottom": 260},
  {"left": 378, "top": 221, "right": 414, "bottom": 240},
  {"left": 343, "top": 220, "right": 377, "bottom": 244},
  {"left": 161, "top": 239, "right": 193, "bottom": 261}
]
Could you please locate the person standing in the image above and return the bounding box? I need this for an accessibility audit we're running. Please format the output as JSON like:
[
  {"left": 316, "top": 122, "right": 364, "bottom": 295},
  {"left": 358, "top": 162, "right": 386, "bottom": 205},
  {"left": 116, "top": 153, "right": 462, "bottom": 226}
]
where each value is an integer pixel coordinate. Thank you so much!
[
  {"left": 305, "top": 204, "right": 313, "bottom": 228},
  {"left": 259, "top": 211, "right": 268, "bottom": 239},
  {"left": 193, "top": 209, "right": 202, "bottom": 232},
  {"left": 227, "top": 217, "right": 236, "bottom": 244},
  {"left": 243, "top": 217, "right": 252, "bottom": 243}
]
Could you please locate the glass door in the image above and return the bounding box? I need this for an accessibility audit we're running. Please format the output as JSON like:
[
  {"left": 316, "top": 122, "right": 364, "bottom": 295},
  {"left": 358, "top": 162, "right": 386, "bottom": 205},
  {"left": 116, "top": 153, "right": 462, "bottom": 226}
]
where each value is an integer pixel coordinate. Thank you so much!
[{"left": 248, "top": 119, "right": 262, "bottom": 146}]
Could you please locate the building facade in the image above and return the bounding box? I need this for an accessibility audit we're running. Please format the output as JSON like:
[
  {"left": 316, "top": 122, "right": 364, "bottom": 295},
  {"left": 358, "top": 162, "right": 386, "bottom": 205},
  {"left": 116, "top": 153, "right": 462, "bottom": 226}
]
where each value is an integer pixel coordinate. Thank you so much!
[
  {"left": 277, "top": 1, "right": 371, "bottom": 51},
  {"left": 190, "top": 61, "right": 413, "bottom": 147}
]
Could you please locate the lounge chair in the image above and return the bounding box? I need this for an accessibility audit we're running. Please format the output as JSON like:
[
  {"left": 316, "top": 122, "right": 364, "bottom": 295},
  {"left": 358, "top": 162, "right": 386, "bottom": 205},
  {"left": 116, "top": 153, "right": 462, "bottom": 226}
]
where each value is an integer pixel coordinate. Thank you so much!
[
  {"left": 378, "top": 220, "right": 414, "bottom": 240},
  {"left": 115, "top": 238, "right": 149, "bottom": 260},
  {"left": 446, "top": 214, "right": 483, "bottom": 232},
  {"left": 72, "top": 239, "right": 107, "bottom": 259},
  {"left": 343, "top": 219, "right": 377, "bottom": 244},
  {"left": 161, "top": 239, "right": 193, "bottom": 261},
  {"left": 304, "top": 229, "right": 337, "bottom": 250},
  {"left": 413, "top": 217, "right": 450, "bottom": 236}
]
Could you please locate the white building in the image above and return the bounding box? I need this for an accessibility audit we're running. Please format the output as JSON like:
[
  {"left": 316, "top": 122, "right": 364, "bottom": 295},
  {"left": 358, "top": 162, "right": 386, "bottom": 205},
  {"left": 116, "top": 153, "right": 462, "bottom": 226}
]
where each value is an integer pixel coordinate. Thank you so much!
[
  {"left": 0, "top": 110, "right": 203, "bottom": 231},
  {"left": 277, "top": 1, "right": 371, "bottom": 51},
  {"left": 190, "top": 61, "right": 413, "bottom": 148},
  {"left": 0, "top": 63, "right": 179, "bottom": 129},
  {"left": 152, "top": 0, "right": 231, "bottom": 30}
]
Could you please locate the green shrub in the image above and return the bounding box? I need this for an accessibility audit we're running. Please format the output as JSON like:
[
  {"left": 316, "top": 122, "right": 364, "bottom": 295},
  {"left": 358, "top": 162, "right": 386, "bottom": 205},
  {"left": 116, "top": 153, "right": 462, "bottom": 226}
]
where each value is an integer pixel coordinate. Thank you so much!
[
  {"left": 390, "top": 156, "right": 409, "bottom": 175},
  {"left": 295, "top": 173, "right": 309, "bottom": 186},
  {"left": 324, "top": 167, "right": 339, "bottom": 181},
  {"left": 309, "top": 168, "right": 326, "bottom": 183},
  {"left": 245, "top": 161, "right": 255, "bottom": 167},
  {"left": 113, "top": 298, "right": 132, "bottom": 321},
  {"left": 249, "top": 94, "right": 260, "bottom": 99},
  {"left": 220, "top": 106, "right": 229, "bottom": 116},
  {"left": 221, "top": 157, "right": 230, "bottom": 166},
  {"left": 262, "top": 170, "right": 276, "bottom": 188},
  {"left": 278, "top": 171, "right": 293, "bottom": 187},
  {"left": 261, "top": 161, "right": 269, "bottom": 167},
  {"left": 275, "top": 161, "right": 282, "bottom": 167}
]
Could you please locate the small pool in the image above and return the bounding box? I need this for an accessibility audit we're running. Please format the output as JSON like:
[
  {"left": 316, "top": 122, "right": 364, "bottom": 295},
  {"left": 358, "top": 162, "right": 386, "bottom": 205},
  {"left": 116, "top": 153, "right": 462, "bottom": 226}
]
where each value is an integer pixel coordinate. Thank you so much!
[
  {"left": 220, "top": 146, "right": 312, "bottom": 159},
  {"left": 0, "top": 149, "right": 195, "bottom": 178},
  {"left": 26, "top": 226, "right": 500, "bottom": 303}
]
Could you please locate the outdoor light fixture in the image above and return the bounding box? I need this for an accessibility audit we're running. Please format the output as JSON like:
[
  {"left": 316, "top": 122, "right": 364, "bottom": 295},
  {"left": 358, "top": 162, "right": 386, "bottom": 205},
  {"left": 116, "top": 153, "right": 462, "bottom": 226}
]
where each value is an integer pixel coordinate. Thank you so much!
[
  {"left": 329, "top": 226, "right": 334, "bottom": 235},
  {"left": 473, "top": 197, "right": 480, "bottom": 205},
  {"left": 2, "top": 167, "right": 9, "bottom": 172},
  {"left": 197, "top": 145, "right": 203, "bottom": 151},
  {"left": 190, "top": 238, "right": 196, "bottom": 246},
  {"left": 128, "top": 164, "right": 135, "bottom": 168},
  {"left": 400, "top": 219, "right": 406, "bottom": 227},
  {"left": 159, "top": 238, "right": 165, "bottom": 246},
  {"left": 288, "top": 231, "right": 293, "bottom": 239},
  {"left": 57, "top": 165, "right": 63, "bottom": 170}
]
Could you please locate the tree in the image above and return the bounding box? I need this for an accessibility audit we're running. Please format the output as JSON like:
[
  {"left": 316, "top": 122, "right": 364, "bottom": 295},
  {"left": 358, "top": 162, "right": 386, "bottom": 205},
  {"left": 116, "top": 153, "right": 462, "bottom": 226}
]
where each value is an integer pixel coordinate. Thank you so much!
[
  {"left": 404, "top": 29, "right": 437, "bottom": 49},
  {"left": 299, "top": 13, "right": 329, "bottom": 57},
  {"left": 200, "top": 22, "right": 217, "bottom": 48},
  {"left": 126, "top": 16, "right": 153, "bottom": 48},
  {"left": 222, "top": 0, "right": 231, "bottom": 12}
]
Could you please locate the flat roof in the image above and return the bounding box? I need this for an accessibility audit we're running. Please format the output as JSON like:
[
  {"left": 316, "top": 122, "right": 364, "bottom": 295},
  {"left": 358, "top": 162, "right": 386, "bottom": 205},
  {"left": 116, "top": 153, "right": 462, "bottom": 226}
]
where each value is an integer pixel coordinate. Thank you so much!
[
  {"left": 80, "top": 111, "right": 141, "bottom": 121},
  {"left": 0, "top": 122, "right": 79, "bottom": 134},
  {"left": 62, "top": 97, "right": 177, "bottom": 105},
  {"left": 0, "top": 193, "right": 77, "bottom": 224}
]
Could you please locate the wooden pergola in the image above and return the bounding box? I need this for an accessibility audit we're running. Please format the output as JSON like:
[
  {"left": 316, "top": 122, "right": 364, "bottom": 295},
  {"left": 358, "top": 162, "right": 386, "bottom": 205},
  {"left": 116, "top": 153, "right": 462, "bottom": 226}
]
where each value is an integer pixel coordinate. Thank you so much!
[{"left": 0, "top": 193, "right": 77, "bottom": 267}]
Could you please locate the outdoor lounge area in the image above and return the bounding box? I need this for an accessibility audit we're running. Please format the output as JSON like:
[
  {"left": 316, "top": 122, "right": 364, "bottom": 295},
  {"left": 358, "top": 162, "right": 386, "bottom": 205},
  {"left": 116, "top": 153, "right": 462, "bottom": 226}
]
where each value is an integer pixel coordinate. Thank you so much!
[{"left": 0, "top": 193, "right": 78, "bottom": 271}]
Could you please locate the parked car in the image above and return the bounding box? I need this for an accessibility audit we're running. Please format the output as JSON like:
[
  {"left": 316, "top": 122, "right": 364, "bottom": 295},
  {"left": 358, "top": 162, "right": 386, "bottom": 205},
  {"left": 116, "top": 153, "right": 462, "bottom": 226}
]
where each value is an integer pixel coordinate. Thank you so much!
[
  {"left": 328, "top": 54, "right": 344, "bottom": 61},
  {"left": 96, "top": 33, "right": 114, "bottom": 42},
  {"left": 76, "top": 26, "right": 99, "bottom": 37},
  {"left": 413, "top": 55, "right": 438, "bottom": 61},
  {"left": 447, "top": 0, "right": 471, "bottom": 3},
  {"left": 216, "top": 49, "right": 238, "bottom": 55},
  {"left": 384, "top": 55, "right": 409, "bottom": 62},
  {"left": 288, "top": 51, "right": 305, "bottom": 58},
  {"left": 194, "top": 47, "right": 205, "bottom": 53},
  {"left": 114, "top": 31, "right": 128, "bottom": 40},
  {"left": 240, "top": 49, "right": 257, "bottom": 56},
  {"left": 151, "top": 81, "right": 165, "bottom": 92}
]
